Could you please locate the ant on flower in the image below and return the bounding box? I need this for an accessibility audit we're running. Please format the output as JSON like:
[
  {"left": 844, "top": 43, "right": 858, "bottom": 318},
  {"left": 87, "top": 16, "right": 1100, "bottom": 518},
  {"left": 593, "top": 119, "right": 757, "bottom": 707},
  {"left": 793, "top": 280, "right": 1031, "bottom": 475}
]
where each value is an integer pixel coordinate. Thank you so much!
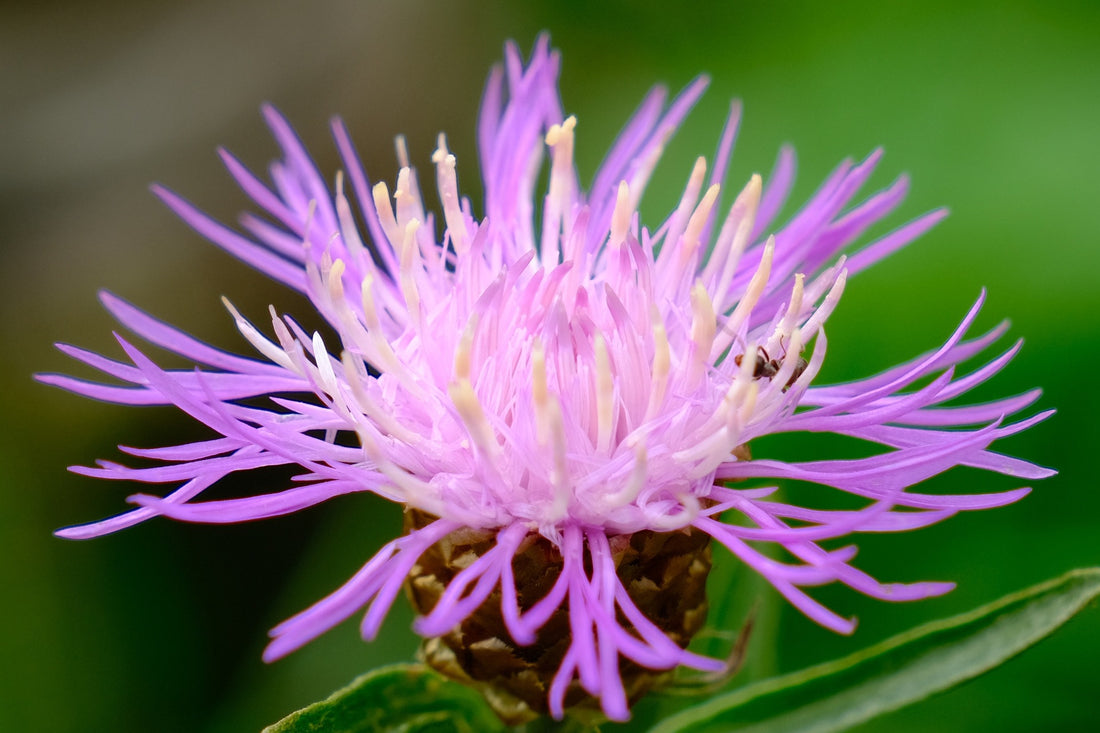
[{"left": 734, "top": 339, "right": 808, "bottom": 392}]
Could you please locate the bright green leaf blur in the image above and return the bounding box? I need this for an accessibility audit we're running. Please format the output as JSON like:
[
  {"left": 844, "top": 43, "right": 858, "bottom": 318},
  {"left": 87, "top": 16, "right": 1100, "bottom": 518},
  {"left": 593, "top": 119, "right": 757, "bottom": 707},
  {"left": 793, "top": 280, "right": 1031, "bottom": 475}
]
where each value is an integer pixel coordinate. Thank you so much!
[{"left": 649, "top": 567, "right": 1100, "bottom": 733}]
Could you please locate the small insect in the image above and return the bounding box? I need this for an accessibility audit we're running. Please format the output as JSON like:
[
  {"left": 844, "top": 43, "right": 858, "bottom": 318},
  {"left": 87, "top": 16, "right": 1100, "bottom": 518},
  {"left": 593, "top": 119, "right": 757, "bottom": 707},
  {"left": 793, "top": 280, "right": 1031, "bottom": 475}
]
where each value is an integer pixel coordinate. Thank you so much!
[
  {"left": 734, "top": 344, "right": 808, "bottom": 392},
  {"left": 734, "top": 346, "right": 779, "bottom": 380}
]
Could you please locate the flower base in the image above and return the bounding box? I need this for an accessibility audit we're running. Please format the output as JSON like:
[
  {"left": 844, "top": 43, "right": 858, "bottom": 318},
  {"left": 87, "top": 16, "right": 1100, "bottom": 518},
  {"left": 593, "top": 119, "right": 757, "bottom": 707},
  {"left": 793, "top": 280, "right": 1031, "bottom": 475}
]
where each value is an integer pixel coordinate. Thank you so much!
[{"left": 404, "top": 510, "right": 712, "bottom": 723}]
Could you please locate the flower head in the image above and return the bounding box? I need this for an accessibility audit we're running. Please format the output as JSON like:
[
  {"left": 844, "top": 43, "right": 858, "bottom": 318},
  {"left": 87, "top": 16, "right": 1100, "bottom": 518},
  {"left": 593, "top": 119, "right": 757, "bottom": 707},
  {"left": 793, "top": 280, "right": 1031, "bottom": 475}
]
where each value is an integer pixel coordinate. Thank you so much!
[{"left": 43, "top": 36, "right": 1053, "bottom": 722}]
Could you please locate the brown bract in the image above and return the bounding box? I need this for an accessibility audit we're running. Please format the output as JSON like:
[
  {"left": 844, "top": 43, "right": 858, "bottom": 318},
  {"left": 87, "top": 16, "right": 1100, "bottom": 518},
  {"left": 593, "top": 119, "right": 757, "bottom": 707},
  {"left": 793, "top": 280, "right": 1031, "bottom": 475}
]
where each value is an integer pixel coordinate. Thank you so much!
[{"left": 403, "top": 509, "right": 712, "bottom": 724}]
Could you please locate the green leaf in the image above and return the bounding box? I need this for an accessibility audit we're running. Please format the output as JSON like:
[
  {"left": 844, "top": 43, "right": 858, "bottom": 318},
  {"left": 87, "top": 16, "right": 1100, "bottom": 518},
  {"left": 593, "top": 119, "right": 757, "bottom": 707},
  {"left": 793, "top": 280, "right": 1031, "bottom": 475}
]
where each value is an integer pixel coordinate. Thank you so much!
[
  {"left": 648, "top": 567, "right": 1100, "bottom": 733},
  {"left": 262, "top": 663, "right": 506, "bottom": 733}
]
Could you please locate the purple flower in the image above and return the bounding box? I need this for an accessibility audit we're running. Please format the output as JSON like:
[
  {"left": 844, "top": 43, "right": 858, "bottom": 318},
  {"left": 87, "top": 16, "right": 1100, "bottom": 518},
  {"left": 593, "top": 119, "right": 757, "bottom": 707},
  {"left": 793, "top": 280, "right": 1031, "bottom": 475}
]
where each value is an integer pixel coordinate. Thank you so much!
[{"left": 42, "top": 36, "right": 1052, "bottom": 722}]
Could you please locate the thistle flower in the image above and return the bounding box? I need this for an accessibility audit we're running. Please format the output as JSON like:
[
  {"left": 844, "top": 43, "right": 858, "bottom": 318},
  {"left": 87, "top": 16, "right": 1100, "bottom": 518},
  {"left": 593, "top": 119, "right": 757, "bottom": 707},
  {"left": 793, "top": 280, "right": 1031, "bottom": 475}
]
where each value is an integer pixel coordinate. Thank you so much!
[{"left": 42, "top": 36, "right": 1053, "bottom": 723}]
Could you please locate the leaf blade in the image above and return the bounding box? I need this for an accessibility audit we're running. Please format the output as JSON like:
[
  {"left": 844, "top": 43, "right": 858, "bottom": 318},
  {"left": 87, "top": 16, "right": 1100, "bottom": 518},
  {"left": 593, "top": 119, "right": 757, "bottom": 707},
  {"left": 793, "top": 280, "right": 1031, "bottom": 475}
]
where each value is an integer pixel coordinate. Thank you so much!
[
  {"left": 649, "top": 567, "right": 1100, "bottom": 733},
  {"left": 263, "top": 663, "right": 505, "bottom": 733}
]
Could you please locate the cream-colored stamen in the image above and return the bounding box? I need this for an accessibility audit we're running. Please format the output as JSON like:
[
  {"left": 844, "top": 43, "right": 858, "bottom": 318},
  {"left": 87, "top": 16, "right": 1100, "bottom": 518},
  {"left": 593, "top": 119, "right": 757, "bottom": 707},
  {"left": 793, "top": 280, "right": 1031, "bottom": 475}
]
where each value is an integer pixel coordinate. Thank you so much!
[
  {"left": 766, "top": 273, "right": 805, "bottom": 356},
  {"left": 713, "top": 236, "right": 775, "bottom": 360},
  {"left": 532, "top": 339, "right": 549, "bottom": 446},
  {"left": 679, "top": 183, "right": 720, "bottom": 271},
  {"left": 604, "top": 441, "right": 647, "bottom": 507},
  {"left": 334, "top": 172, "right": 371, "bottom": 270},
  {"left": 644, "top": 306, "right": 671, "bottom": 422},
  {"left": 311, "top": 331, "right": 339, "bottom": 398},
  {"left": 371, "top": 181, "right": 402, "bottom": 251},
  {"left": 661, "top": 157, "right": 708, "bottom": 259},
  {"left": 594, "top": 333, "right": 614, "bottom": 452},
  {"left": 687, "top": 281, "right": 717, "bottom": 389},
  {"left": 394, "top": 134, "right": 410, "bottom": 169},
  {"left": 448, "top": 380, "right": 499, "bottom": 458},
  {"left": 399, "top": 219, "right": 423, "bottom": 330},
  {"left": 609, "top": 181, "right": 632, "bottom": 249},
  {"left": 432, "top": 133, "right": 469, "bottom": 255},
  {"left": 221, "top": 297, "right": 298, "bottom": 373},
  {"left": 705, "top": 174, "right": 761, "bottom": 304},
  {"left": 542, "top": 116, "right": 577, "bottom": 265}
]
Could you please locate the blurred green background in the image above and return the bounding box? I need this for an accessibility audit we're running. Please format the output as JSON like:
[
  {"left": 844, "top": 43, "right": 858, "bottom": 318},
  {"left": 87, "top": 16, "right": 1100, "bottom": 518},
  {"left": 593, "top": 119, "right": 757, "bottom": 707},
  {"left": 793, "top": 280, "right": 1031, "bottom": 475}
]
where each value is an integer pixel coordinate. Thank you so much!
[{"left": 2, "top": 0, "right": 1097, "bottom": 730}]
